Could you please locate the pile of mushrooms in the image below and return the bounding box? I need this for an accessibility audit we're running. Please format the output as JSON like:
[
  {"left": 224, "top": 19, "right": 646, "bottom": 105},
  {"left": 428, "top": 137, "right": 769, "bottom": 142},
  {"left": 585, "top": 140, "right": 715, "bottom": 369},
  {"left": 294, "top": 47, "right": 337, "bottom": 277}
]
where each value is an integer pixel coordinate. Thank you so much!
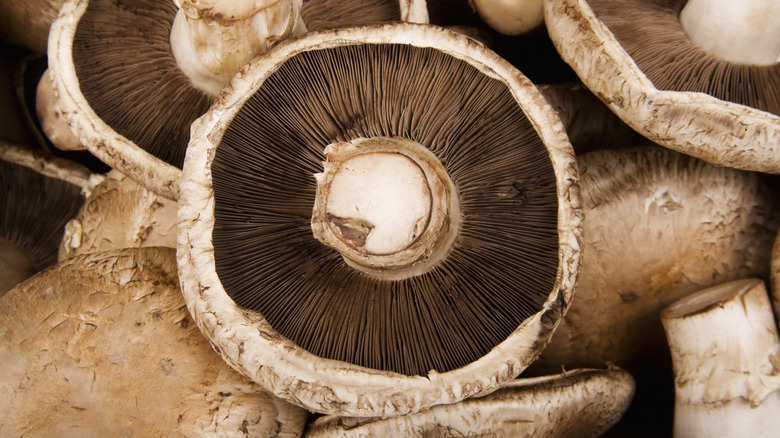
[{"left": 3, "top": 0, "right": 780, "bottom": 435}]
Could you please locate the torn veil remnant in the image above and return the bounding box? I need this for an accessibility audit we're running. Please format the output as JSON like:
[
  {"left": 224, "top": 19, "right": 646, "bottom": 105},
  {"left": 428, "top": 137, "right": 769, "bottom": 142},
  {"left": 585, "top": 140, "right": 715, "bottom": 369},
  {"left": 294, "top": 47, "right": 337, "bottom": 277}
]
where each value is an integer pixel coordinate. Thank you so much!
[
  {"left": 0, "top": 247, "right": 308, "bottom": 437},
  {"left": 178, "top": 24, "right": 581, "bottom": 417},
  {"left": 544, "top": 0, "right": 780, "bottom": 173},
  {"left": 306, "top": 366, "right": 635, "bottom": 438}
]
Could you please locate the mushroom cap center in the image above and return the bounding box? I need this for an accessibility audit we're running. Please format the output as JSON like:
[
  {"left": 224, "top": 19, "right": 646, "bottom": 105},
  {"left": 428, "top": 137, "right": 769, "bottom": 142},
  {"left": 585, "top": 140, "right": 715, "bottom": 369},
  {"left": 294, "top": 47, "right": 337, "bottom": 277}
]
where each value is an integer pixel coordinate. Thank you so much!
[
  {"left": 311, "top": 137, "right": 460, "bottom": 279},
  {"left": 325, "top": 152, "right": 432, "bottom": 255}
]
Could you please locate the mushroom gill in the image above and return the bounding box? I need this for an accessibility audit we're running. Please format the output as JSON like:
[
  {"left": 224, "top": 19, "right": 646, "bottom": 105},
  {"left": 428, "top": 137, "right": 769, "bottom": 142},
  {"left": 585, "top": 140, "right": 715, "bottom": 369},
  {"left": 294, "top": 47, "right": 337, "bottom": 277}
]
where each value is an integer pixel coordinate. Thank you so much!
[
  {"left": 70, "top": 0, "right": 211, "bottom": 169},
  {"left": 587, "top": 0, "right": 779, "bottom": 116},
  {"left": 211, "top": 42, "right": 560, "bottom": 377},
  {"left": 301, "top": 0, "right": 401, "bottom": 31}
]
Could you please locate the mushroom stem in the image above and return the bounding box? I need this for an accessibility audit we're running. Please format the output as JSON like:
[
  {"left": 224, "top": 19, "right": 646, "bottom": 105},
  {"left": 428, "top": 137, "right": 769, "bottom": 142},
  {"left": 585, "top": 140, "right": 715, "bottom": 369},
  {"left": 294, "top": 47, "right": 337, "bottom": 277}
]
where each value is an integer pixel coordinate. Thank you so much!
[
  {"left": 0, "top": 239, "right": 35, "bottom": 296},
  {"left": 679, "top": 0, "right": 780, "bottom": 65},
  {"left": 169, "top": 0, "right": 307, "bottom": 96},
  {"left": 661, "top": 278, "right": 780, "bottom": 437},
  {"left": 311, "top": 137, "right": 460, "bottom": 280}
]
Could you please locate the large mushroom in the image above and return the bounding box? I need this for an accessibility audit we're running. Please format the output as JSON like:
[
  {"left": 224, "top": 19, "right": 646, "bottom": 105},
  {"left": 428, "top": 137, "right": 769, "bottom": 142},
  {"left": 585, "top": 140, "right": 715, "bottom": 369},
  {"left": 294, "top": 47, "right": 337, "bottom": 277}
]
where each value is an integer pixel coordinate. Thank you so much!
[
  {"left": 178, "top": 24, "right": 581, "bottom": 417},
  {"left": 0, "top": 247, "right": 308, "bottom": 437},
  {"left": 306, "top": 366, "right": 635, "bottom": 437},
  {"left": 543, "top": 0, "right": 780, "bottom": 173}
]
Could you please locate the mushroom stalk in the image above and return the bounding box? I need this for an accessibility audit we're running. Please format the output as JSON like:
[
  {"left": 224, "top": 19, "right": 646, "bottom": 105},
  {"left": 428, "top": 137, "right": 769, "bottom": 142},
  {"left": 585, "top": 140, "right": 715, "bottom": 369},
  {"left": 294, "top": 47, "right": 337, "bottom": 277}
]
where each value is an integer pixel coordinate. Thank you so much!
[
  {"left": 661, "top": 278, "right": 780, "bottom": 437},
  {"left": 170, "top": 0, "right": 307, "bottom": 96},
  {"left": 311, "top": 137, "right": 461, "bottom": 280},
  {"left": 679, "top": 0, "right": 780, "bottom": 65}
]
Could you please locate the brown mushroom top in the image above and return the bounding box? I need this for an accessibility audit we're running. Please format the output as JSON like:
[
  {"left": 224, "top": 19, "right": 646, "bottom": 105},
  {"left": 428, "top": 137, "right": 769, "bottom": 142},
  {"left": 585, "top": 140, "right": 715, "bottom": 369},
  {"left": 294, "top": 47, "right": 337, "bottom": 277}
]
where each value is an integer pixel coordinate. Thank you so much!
[
  {"left": 0, "top": 247, "right": 307, "bottom": 437},
  {"left": 587, "top": 0, "right": 779, "bottom": 116}
]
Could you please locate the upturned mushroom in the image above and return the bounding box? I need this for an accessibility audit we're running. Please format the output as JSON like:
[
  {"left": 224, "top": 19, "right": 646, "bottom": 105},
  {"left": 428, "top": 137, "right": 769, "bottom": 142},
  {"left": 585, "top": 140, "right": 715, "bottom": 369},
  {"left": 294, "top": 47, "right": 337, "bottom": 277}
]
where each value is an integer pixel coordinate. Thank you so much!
[
  {"left": 58, "top": 169, "right": 178, "bottom": 260},
  {"left": 43, "top": 0, "right": 428, "bottom": 200},
  {"left": 543, "top": 0, "right": 780, "bottom": 173},
  {"left": 0, "top": 247, "right": 308, "bottom": 437},
  {"left": 305, "top": 366, "right": 635, "bottom": 437},
  {"left": 178, "top": 24, "right": 581, "bottom": 417},
  {"left": 661, "top": 278, "right": 780, "bottom": 437},
  {"left": 0, "top": 140, "right": 97, "bottom": 295}
]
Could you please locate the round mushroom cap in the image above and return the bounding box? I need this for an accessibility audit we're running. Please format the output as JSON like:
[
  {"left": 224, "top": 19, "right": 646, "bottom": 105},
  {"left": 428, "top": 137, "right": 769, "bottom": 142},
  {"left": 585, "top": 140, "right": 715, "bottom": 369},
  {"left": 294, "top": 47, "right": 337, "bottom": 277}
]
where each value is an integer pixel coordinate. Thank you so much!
[
  {"left": 0, "top": 247, "right": 308, "bottom": 437},
  {"left": 306, "top": 366, "right": 635, "bottom": 438},
  {"left": 0, "top": 0, "right": 65, "bottom": 52},
  {"left": 178, "top": 23, "right": 581, "bottom": 417},
  {"left": 58, "top": 170, "right": 177, "bottom": 261},
  {"left": 544, "top": 0, "right": 780, "bottom": 173}
]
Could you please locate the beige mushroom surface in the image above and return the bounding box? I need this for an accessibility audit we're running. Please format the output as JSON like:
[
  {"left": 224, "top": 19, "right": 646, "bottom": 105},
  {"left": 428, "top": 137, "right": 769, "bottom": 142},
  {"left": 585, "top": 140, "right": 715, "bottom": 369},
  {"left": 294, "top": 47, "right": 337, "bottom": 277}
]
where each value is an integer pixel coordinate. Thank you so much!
[
  {"left": 532, "top": 145, "right": 779, "bottom": 375},
  {"left": 544, "top": 0, "right": 780, "bottom": 173},
  {"left": 0, "top": 247, "right": 308, "bottom": 437},
  {"left": 59, "top": 169, "right": 177, "bottom": 260},
  {"left": 305, "top": 366, "right": 634, "bottom": 437},
  {"left": 178, "top": 23, "right": 581, "bottom": 417}
]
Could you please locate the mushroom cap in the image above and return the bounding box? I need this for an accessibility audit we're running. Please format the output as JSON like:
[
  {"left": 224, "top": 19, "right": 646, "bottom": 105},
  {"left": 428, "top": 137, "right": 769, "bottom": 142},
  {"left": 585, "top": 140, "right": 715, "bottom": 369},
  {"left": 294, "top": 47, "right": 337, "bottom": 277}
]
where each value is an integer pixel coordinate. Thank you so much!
[
  {"left": 47, "top": 0, "right": 213, "bottom": 200},
  {"left": 543, "top": 0, "right": 780, "bottom": 174},
  {"left": 471, "top": 0, "right": 545, "bottom": 36},
  {"left": 178, "top": 23, "right": 581, "bottom": 417},
  {"left": 532, "top": 145, "right": 780, "bottom": 375},
  {"left": 305, "top": 366, "right": 635, "bottom": 438},
  {"left": 0, "top": 247, "right": 308, "bottom": 437},
  {"left": 58, "top": 170, "right": 178, "bottom": 261},
  {"left": 0, "top": 0, "right": 65, "bottom": 53}
]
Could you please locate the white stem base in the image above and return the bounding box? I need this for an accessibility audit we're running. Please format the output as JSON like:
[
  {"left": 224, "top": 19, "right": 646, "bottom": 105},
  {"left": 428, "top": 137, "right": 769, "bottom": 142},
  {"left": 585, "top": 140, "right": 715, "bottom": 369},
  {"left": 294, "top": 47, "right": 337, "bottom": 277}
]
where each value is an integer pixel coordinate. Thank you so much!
[{"left": 679, "top": 0, "right": 780, "bottom": 65}]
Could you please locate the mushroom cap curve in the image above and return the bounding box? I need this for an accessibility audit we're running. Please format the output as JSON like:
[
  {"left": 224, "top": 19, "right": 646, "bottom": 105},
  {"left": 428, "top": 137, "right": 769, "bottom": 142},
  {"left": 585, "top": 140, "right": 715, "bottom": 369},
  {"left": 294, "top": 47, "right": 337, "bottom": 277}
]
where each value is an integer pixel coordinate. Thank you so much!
[
  {"left": 177, "top": 23, "right": 582, "bottom": 417},
  {"left": 543, "top": 0, "right": 780, "bottom": 174}
]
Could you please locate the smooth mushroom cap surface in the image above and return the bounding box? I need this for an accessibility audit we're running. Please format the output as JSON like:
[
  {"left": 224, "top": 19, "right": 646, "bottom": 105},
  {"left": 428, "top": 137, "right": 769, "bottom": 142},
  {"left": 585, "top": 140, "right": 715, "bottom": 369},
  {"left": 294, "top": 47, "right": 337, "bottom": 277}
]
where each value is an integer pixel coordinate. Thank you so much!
[
  {"left": 543, "top": 0, "right": 780, "bottom": 173},
  {"left": 0, "top": 247, "right": 308, "bottom": 437},
  {"left": 178, "top": 23, "right": 581, "bottom": 417},
  {"left": 305, "top": 366, "right": 635, "bottom": 438},
  {"left": 661, "top": 278, "right": 780, "bottom": 438},
  {"left": 58, "top": 170, "right": 178, "bottom": 261},
  {"left": 471, "top": 0, "right": 545, "bottom": 36},
  {"left": 532, "top": 145, "right": 780, "bottom": 375},
  {"left": 0, "top": 141, "right": 93, "bottom": 295}
]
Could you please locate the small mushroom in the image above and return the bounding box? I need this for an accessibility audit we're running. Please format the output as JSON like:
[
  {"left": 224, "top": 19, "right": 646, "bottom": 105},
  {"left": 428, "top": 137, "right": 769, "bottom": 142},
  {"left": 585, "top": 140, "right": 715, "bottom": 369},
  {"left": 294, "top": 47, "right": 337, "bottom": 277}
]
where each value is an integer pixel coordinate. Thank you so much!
[
  {"left": 178, "top": 23, "right": 581, "bottom": 417},
  {"left": 543, "top": 0, "right": 780, "bottom": 173},
  {"left": 305, "top": 366, "right": 635, "bottom": 437},
  {"left": 661, "top": 278, "right": 780, "bottom": 437},
  {"left": 0, "top": 247, "right": 308, "bottom": 437},
  {"left": 0, "top": 140, "right": 97, "bottom": 295},
  {"left": 470, "top": 0, "right": 545, "bottom": 36},
  {"left": 58, "top": 169, "right": 178, "bottom": 261}
]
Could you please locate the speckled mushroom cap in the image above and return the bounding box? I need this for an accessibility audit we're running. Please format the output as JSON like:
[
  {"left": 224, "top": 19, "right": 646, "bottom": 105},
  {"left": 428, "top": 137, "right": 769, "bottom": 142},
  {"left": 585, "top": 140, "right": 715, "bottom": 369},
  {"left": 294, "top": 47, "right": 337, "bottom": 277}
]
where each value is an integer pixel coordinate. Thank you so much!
[
  {"left": 531, "top": 145, "right": 780, "bottom": 375},
  {"left": 543, "top": 0, "right": 780, "bottom": 174},
  {"left": 178, "top": 23, "right": 581, "bottom": 417},
  {"left": 0, "top": 247, "right": 308, "bottom": 437},
  {"left": 305, "top": 366, "right": 634, "bottom": 438}
]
